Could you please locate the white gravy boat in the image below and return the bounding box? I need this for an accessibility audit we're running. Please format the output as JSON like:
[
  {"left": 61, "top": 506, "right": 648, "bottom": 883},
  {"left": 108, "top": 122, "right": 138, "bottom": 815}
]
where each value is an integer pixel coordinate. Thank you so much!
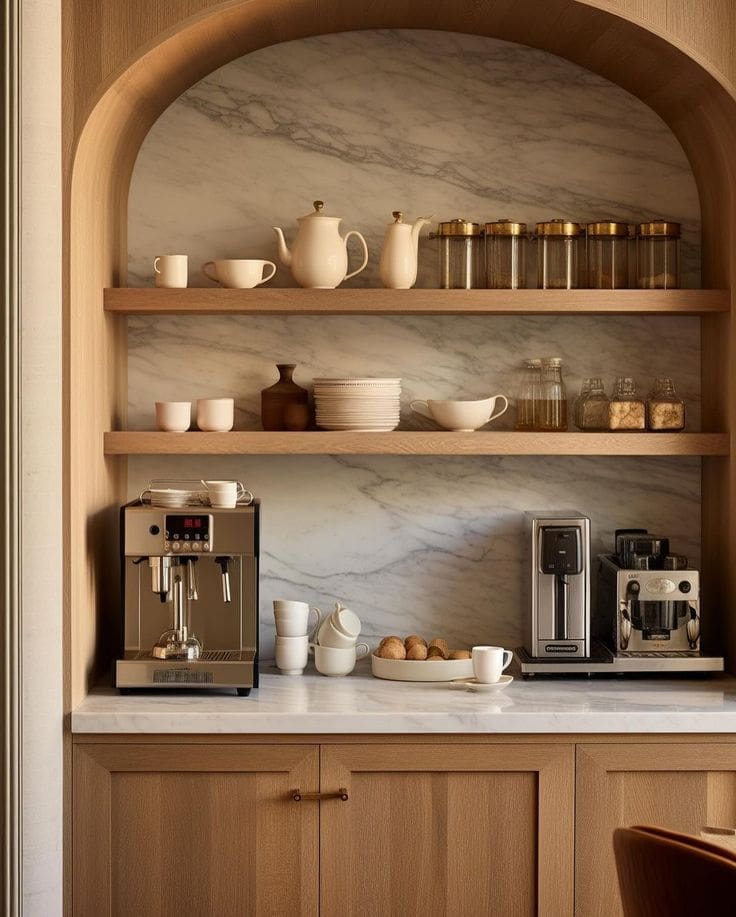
[{"left": 410, "top": 395, "right": 509, "bottom": 432}]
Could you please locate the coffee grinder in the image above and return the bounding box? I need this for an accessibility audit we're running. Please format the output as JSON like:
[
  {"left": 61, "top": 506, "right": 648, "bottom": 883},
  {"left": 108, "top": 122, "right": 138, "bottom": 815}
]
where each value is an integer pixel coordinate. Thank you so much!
[{"left": 115, "top": 498, "right": 260, "bottom": 695}]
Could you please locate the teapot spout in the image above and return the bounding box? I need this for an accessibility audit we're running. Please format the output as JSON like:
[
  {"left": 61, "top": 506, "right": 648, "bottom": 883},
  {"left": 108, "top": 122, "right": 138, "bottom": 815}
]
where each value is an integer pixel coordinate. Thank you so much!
[
  {"left": 411, "top": 215, "right": 433, "bottom": 252},
  {"left": 272, "top": 226, "right": 292, "bottom": 267}
]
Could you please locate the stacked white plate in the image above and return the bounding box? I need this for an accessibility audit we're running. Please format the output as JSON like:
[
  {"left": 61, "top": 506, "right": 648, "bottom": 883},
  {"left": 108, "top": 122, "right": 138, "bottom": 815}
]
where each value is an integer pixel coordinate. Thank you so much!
[{"left": 314, "top": 378, "right": 401, "bottom": 432}]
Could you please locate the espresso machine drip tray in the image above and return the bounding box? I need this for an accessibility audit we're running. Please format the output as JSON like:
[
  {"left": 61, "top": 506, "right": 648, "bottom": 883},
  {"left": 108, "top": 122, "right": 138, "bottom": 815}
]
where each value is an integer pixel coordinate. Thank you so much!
[
  {"left": 516, "top": 644, "right": 724, "bottom": 675},
  {"left": 130, "top": 650, "right": 248, "bottom": 662}
]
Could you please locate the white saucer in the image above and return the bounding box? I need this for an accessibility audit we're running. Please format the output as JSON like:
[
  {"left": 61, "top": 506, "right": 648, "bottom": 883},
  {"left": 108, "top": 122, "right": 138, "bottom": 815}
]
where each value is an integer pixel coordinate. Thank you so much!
[{"left": 450, "top": 675, "right": 513, "bottom": 692}]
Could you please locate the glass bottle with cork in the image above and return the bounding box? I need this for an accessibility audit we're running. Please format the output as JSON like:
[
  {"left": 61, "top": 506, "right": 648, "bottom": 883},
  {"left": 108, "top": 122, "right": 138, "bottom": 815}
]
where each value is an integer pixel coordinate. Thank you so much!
[
  {"left": 515, "top": 358, "right": 541, "bottom": 431},
  {"left": 537, "top": 358, "right": 568, "bottom": 431},
  {"left": 578, "top": 378, "right": 610, "bottom": 431}
]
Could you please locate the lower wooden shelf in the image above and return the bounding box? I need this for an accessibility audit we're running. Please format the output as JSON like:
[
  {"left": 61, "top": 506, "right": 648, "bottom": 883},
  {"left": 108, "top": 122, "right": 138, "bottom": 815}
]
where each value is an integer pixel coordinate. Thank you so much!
[{"left": 103, "top": 431, "right": 729, "bottom": 456}]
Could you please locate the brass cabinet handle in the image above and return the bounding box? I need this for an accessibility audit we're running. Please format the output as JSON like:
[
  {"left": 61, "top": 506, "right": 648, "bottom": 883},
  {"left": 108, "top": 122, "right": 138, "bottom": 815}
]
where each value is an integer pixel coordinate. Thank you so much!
[{"left": 291, "top": 787, "right": 348, "bottom": 802}]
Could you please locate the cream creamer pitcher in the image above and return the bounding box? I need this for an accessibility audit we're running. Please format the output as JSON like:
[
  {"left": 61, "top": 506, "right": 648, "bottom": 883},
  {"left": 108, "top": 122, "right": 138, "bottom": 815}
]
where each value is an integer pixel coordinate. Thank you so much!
[
  {"left": 273, "top": 200, "right": 369, "bottom": 289},
  {"left": 378, "top": 211, "right": 432, "bottom": 289}
]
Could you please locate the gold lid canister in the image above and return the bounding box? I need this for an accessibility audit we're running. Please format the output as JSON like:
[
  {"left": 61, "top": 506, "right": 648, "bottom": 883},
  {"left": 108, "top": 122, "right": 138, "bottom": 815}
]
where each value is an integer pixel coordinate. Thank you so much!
[
  {"left": 436, "top": 219, "right": 482, "bottom": 237},
  {"left": 636, "top": 220, "right": 681, "bottom": 237},
  {"left": 485, "top": 219, "right": 527, "bottom": 236},
  {"left": 536, "top": 219, "right": 582, "bottom": 236},
  {"left": 587, "top": 221, "right": 630, "bottom": 237}
]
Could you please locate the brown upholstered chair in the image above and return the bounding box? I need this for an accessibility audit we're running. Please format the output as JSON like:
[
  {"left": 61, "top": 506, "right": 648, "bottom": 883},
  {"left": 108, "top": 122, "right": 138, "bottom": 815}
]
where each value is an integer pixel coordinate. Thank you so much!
[{"left": 613, "top": 824, "right": 736, "bottom": 916}]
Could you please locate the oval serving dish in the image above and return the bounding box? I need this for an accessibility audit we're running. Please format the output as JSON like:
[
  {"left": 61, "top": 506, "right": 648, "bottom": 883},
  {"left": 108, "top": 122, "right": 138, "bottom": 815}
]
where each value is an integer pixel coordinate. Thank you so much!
[{"left": 371, "top": 653, "right": 474, "bottom": 682}]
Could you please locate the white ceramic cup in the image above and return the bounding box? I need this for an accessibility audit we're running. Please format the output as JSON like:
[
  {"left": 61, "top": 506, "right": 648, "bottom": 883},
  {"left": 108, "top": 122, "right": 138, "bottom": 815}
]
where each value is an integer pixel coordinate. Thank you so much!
[
  {"left": 471, "top": 645, "right": 513, "bottom": 684},
  {"left": 154, "top": 254, "right": 188, "bottom": 288},
  {"left": 275, "top": 635, "right": 309, "bottom": 675},
  {"left": 316, "top": 605, "right": 362, "bottom": 648},
  {"left": 310, "top": 642, "right": 369, "bottom": 676},
  {"left": 196, "top": 398, "right": 234, "bottom": 432},
  {"left": 410, "top": 395, "right": 509, "bottom": 432},
  {"left": 273, "top": 600, "right": 322, "bottom": 638},
  {"left": 202, "top": 259, "right": 277, "bottom": 289},
  {"left": 203, "top": 480, "right": 253, "bottom": 509},
  {"left": 155, "top": 401, "right": 191, "bottom": 432}
]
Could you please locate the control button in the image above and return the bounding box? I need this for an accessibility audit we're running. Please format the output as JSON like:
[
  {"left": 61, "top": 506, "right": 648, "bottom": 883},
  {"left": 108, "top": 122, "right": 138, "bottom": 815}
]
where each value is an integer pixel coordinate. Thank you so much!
[
  {"left": 183, "top": 534, "right": 190, "bottom": 541},
  {"left": 192, "top": 542, "right": 201, "bottom": 552},
  {"left": 163, "top": 541, "right": 170, "bottom": 551},
  {"left": 202, "top": 542, "right": 211, "bottom": 552},
  {"left": 149, "top": 524, "right": 160, "bottom": 535},
  {"left": 172, "top": 533, "right": 180, "bottom": 541},
  {"left": 194, "top": 533, "right": 201, "bottom": 541},
  {"left": 627, "top": 581, "right": 640, "bottom": 594},
  {"left": 172, "top": 542, "right": 181, "bottom": 552},
  {"left": 679, "top": 581, "right": 692, "bottom": 594}
]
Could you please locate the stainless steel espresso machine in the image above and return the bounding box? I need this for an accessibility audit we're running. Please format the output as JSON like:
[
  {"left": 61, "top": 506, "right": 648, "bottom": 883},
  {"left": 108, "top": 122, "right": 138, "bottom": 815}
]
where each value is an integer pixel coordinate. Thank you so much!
[{"left": 115, "top": 499, "right": 260, "bottom": 695}]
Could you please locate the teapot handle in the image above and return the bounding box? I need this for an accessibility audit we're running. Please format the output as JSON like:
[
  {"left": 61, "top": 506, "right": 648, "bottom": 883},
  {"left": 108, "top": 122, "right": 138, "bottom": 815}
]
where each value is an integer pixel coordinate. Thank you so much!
[{"left": 344, "top": 231, "right": 369, "bottom": 281}]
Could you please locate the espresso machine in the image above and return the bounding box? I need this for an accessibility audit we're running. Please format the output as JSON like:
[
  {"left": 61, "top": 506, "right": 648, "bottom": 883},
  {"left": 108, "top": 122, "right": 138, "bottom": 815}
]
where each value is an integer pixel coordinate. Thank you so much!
[{"left": 115, "top": 498, "right": 260, "bottom": 695}]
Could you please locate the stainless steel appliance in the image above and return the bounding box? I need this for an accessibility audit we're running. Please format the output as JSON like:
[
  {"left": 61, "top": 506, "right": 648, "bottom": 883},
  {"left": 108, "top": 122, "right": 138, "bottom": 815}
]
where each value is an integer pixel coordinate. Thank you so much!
[
  {"left": 522, "top": 511, "right": 591, "bottom": 659},
  {"left": 115, "top": 500, "right": 260, "bottom": 695}
]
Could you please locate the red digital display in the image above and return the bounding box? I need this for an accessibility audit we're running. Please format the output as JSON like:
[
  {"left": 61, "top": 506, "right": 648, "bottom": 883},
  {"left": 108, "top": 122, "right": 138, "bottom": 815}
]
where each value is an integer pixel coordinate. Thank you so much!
[{"left": 183, "top": 518, "right": 203, "bottom": 529}]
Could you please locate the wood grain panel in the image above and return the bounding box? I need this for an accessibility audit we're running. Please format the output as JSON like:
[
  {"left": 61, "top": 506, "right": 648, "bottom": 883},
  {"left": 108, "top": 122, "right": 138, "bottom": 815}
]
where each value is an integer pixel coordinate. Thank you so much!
[
  {"left": 73, "top": 743, "right": 319, "bottom": 916},
  {"left": 576, "top": 743, "right": 736, "bottom": 917},
  {"left": 320, "top": 744, "right": 573, "bottom": 917}
]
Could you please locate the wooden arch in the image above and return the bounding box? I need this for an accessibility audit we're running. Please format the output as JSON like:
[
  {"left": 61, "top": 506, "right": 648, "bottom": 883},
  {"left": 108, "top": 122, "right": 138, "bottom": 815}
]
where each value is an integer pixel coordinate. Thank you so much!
[{"left": 66, "top": 0, "right": 736, "bottom": 702}]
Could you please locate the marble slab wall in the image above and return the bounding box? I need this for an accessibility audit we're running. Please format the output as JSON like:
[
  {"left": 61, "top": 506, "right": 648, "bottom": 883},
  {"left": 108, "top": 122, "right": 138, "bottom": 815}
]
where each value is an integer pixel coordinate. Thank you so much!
[{"left": 127, "top": 30, "right": 703, "bottom": 658}]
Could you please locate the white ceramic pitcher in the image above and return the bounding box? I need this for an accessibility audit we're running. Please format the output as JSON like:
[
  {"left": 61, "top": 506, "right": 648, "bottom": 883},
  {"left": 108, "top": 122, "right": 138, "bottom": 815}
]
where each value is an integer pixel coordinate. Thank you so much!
[{"left": 378, "top": 210, "right": 432, "bottom": 289}]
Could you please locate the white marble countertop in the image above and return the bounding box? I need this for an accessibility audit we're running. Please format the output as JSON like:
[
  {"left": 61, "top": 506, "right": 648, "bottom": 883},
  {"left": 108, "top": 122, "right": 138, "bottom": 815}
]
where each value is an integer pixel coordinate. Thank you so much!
[{"left": 71, "top": 662, "right": 736, "bottom": 734}]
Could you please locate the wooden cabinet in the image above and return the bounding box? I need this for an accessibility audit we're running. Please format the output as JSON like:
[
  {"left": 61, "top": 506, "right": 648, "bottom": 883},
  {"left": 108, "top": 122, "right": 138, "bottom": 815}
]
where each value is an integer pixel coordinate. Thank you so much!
[
  {"left": 320, "top": 744, "right": 574, "bottom": 917},
  {"left": 576, "top": 743, "right": 736, "bottom": 917},
  {"left": 73, "top": 743, "right": 319, "bottom": 917}
]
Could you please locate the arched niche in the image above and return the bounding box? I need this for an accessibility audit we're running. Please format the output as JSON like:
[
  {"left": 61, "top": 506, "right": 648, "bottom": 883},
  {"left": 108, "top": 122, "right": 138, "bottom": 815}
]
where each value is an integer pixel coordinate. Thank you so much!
[{"left": 66, "top": 0, "right": 736, "bottom": 704}]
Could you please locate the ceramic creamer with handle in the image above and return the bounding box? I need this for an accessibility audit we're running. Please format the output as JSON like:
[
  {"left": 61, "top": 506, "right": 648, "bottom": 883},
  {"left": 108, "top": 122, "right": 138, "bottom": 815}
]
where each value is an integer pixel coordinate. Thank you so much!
[
  {"left": 378, "top": 210, "right": 432, "bottom": 289},
  {"left": 410, "top": 395, "right": 509, "bottom": 432}
]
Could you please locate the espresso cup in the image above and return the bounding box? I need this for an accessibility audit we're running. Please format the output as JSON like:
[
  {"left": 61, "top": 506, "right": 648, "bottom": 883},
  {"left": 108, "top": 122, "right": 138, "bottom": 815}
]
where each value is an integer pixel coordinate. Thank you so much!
[
  {"left": 196, "top": 398, "right": 234, "bottom": 432},
  {"left": 155, "top": 401, "right": 191, "bottom": 432},
  {"left": 202, "top": 259, "right": 277, "bottom": 289},
  {"left": 273, "top": 600, "right": 322, "bottom": 638},
  {"left": 471, "top": 645, "right": 513, "bottom": 684},
  {"left": 275, "top": 635, "right": 309, "bottom": 675},
  {"left": 154, "top": 254, "right": 188, "bottom": 288},
  {"left": 316, "top": 605, "right": 362, "bottom": 649},
  {"left": 311, "top": 642, "right": 369, "bottom": 677},
  {"left": 203, "top": 480, "right": 253, "bottom": 509}
]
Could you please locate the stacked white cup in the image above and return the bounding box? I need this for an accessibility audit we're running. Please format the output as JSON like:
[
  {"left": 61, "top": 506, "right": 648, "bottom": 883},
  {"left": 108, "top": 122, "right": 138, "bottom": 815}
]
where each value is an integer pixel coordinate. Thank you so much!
[
  {"left": 310, "top": 603, "right": 368, "bottom": 676},
  {"left": 273, "top": 600, "right": 322, "bottom": 675}
]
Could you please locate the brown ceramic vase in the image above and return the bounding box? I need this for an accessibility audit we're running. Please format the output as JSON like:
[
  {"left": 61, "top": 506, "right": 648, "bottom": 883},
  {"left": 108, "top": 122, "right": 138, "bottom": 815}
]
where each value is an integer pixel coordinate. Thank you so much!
[{"left": 261, "top": 363, "right": 310, "bottom": 431}]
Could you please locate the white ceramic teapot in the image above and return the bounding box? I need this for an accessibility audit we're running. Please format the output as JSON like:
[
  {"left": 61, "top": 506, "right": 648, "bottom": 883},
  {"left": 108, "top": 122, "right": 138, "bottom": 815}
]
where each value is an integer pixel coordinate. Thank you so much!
[
  {"left": 378, "top": 211, "right": 432, "bottom": 289},
  {"left": 273, "top": 200, "right": 369, "bottom": 289}
]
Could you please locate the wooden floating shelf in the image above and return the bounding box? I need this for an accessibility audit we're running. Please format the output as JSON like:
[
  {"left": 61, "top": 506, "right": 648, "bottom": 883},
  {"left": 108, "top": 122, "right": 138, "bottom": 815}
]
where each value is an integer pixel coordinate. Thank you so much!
[
  {"left": 104, "top": 431, "right": 729, "bottom": 457},
  {"left": 104, "top": 288, "right": 730, "bottom": 316}
]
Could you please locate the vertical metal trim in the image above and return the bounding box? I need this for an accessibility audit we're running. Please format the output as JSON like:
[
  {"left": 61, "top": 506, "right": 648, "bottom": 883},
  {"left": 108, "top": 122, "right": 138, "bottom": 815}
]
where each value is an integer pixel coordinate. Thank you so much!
[{"left": 1, "top": 0, "right": 22, "bottom": 912}]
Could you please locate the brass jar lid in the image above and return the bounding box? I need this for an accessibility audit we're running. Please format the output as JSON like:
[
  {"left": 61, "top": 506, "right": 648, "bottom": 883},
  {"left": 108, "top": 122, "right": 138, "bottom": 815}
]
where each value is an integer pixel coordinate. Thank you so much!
[
  {"left": 587, "top": 221, "right": 630, "bottom": 237},
  {"left": 637, "top": 220, "right": 681, "bottom": 237},
  {"left": 436, "top": 219, "right": 481, "bottom": 237},
  {"left": 536, "top": 219, "right": 582, "bottom": 236},
  {"left": 485, "top": 219, "right": 527, "bottom": 236}
]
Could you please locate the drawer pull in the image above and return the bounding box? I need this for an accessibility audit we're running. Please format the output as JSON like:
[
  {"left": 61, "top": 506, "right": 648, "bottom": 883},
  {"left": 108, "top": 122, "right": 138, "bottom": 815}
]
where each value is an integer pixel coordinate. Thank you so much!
[{"left": 291, "top": 787, "right": 348, "bottom": 802}]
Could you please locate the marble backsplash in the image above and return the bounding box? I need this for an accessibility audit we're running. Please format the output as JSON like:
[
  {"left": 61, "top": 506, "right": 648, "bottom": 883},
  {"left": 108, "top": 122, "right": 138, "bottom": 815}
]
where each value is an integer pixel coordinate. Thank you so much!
[{"left": 127, "top": 30, "right": 703, "bottom": 658}]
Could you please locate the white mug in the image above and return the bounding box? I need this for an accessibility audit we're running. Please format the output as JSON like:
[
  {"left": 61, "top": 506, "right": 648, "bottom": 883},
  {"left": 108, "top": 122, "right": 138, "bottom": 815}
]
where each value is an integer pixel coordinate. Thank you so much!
[
  {"left": 155, "top": 401, "right": 191, "bottom": 432},
  {"left": 472, "top": 645, "right": 513, "bottom": 684},
  {"left": 154, "top": 254, "right": 188, "bottom": 288},
  {"left": 202, "top": 259, "right": 277, "bottom": 289},
  {"left": 197, "top": 398, "right": 234, "bottom": 432},
  {"left": 316, "top": 604, "right": 362, "bottom": 648},
  {"left": 203, "top": 480, "right": 253, "bottom": 509},
  {"left": 273, "top": 600, "right": 322, "bottom": 638},
  {"left": 275, "top": 635, "right": 309, "bottom": 675},
  {"left": 310, "top": 642, "right": 369, "bottom": 676}
]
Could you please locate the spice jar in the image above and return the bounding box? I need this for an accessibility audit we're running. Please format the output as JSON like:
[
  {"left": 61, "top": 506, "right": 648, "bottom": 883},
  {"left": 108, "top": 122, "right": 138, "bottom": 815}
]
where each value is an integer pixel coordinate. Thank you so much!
[
  {"left": 537, "top": 358, "right": 568, "bottom": 431},
  {"left": 609, "top": 377, "right": 646, "bottom": 431},
  {"left": 485, "top": 220, "right": 527, "bottom": 289},
  {"left": 579, "top": 378, "right": 610, "bottom": 431},
  {"left": 587, "top": 222, "right": 629, "bottom": 289},
  {"left": 536, "top": 220, "right": 583, "bottom": 289},
  {"left": 572, "top": 378, "right": 592, "bottom": 430},
  {"left": 647, "top": 377, "right": 685, "bottom": 431},
  {"left": 515, "top": 358, "right": 541, "bottom": 431},
  {"left": 436, "top": 219, "right": 483, "bottom": 289},
  {"left": 636, "top": 221, "right": 680, "bottom": 289}
]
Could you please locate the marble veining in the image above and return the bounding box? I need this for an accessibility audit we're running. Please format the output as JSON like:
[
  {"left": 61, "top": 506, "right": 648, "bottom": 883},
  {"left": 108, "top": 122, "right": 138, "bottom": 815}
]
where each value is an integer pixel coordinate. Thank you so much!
[
  {"left": 126, "top": 31, "right": 703, "bottom": 660},
  {"left": 72, "top": 670, "right": 736, "bottom": 734}
]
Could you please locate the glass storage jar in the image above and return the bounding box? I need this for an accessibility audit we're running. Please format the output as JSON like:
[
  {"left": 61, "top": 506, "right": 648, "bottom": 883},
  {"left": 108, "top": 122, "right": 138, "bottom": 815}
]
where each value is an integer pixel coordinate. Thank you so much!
[
  {"left": 515, "top": 358, "right": 541, "bottom": 431},
  {"left": 578, "top": 378, "right": 610, "bottom": 431},
  {"left": 537, "top": 357, "right": 568, "bottom": 431},
  {"left": 436, "top": 219, "right": 483, "bottom": 289},
  {"left": 636, "top": 221, "right": 680, "bottom": 289},
  {"left": 587, "top": 221, "right": 629, "bottom": 289},
  {"left": 647, "top": 377, "right": 685, "bottom": 431},
  {"left": 485, "top": 220, "right": 527, "bottom": 289},
  {"left": 536, "top": 220, "right": 583, "bottom": 289},
  {"left": 609, "top": 377, "right": 646, "bottom": 431},
  {"left": 572, "top": 378, "right": 592, "bottom": 430}
]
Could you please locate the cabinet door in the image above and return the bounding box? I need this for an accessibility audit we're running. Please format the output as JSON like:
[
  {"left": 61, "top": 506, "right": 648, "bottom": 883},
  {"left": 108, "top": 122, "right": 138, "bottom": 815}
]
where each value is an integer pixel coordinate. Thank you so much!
[
  {"left": 576, "top": 742, "right": 736, "bottom": 917},
  {"left": 320, "top": 743, "right": 574, "bottom": 917},
  {"left": 73, "top": 743, "right": 319, "bottom": 917}
]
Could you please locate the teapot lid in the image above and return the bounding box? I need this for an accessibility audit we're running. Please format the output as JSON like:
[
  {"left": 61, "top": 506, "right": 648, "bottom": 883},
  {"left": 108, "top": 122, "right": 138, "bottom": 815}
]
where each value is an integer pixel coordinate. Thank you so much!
[{"left": 298, "top": 200, "right": 339, "bottom": 222}]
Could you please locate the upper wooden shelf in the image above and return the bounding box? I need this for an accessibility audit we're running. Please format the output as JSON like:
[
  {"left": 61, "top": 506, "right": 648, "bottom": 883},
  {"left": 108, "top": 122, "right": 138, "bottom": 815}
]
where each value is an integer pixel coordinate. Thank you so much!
[
  {"left": 104, "top": 431, "right": 729, "bottom": 456},
  {"left": 103, "top": 288, "right": 730, "bottom": 316}
]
